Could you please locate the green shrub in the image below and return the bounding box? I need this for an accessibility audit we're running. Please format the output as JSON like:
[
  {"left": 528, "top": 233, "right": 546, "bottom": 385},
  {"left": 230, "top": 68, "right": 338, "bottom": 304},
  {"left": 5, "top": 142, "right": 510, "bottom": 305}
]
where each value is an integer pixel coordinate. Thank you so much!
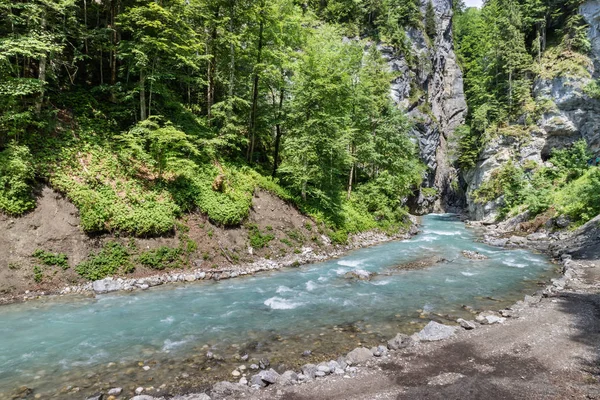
[
  {"left": 76, "top": 241, "right": 133, "bottom": 280},
  {"left": 0, "top": 143, "right": 36, "bottom": 215},
  {"left": 32, "top": 249, "right": 69, "bottom": 270},
  {"left": 247, "top": 223, "right": 274, "bottom": 249},
  {"left": 138, "top": 246, "right": 182, "bottom": 270},
  {"left": 556, "top": 168, "right": 600, "bottom": 223},
  {"left": 33, "top": 265, "right": 43, "bottom": 283}
]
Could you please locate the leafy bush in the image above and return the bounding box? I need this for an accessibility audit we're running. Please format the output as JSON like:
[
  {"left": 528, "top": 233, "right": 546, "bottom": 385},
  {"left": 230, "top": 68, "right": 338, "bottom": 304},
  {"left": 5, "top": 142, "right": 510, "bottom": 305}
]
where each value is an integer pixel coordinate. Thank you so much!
[
  {"left": 32, "top": 249, "right": 69, "bottom": 270},
  {"left": 247, "top": 223, "right": 274, "bottom": 249},
  {"left": 33, "top": 265, "right": 43, "bottom": 283},
  {"left": 473, "top": 161, "right": 527, "bottom": 215},
  {"left": 0, "top": 143, "right": 36, "bottom": 215},
  {"left": 76, "top": 241, "right": 134, "bottom": 280},
  {"left": 556, "top": 168, "right": 600, "bottom": 223},
  {"left": 138, "top": 246, "right": 182, "bottom": 270}
]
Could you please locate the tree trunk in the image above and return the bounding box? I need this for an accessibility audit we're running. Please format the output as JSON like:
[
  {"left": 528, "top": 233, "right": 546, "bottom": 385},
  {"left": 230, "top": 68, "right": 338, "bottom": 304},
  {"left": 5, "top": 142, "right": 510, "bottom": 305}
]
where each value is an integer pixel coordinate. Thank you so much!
[
  {"left": 206, "top": 7, "right": 219, "bottom": 122},
  {"left": 140, "top": 71, "right": 147, "bottom": 121},
  {"left": 228, "top": 0, "right": 236, "bottom": 113},
  {"left": 248, "top": 8, "right": 265, "bottom": 163},
  {"left": 271, "top": 88, "right": 285, "bottom": 178},
  {"left": 35, "top": 13, "right": 47, "bottom": 116},
  {"left": 347, "top": 162, "right": 354, "bottom": 199}
]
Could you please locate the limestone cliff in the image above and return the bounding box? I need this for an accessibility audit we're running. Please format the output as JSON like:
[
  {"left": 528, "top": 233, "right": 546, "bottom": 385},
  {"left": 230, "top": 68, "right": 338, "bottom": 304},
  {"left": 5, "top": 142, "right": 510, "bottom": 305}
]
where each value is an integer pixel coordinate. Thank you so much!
[
  {"left": 382, "top": 0, "right": 467, "bottom": 214},
  {"left": 463, "top": 0, "right": 600, "bottom": 222}
]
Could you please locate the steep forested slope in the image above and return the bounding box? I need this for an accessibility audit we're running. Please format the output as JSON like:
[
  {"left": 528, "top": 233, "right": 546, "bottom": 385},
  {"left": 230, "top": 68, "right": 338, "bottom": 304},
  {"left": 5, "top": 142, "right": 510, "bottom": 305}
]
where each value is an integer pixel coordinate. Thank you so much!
[{"left": 454, "top": 0, "right": 600, "bottom": 227}]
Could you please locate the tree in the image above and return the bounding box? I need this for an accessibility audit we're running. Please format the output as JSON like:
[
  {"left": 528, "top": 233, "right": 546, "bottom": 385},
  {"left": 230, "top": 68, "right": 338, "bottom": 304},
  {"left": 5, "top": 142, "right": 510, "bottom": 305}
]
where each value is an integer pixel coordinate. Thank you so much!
[{"left": 425, "top": 0, "right": 437, "bottom": 39}]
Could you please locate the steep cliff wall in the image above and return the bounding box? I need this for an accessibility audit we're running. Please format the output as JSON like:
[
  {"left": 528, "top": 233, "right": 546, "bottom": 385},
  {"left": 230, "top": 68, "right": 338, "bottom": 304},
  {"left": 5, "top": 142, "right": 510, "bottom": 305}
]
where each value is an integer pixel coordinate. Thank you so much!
[
  {"left": 463, "top": 0, "right": 600, "bottom": 222},
  {"left": 383, "top": 0, "right": 467, "bottom": 214}
]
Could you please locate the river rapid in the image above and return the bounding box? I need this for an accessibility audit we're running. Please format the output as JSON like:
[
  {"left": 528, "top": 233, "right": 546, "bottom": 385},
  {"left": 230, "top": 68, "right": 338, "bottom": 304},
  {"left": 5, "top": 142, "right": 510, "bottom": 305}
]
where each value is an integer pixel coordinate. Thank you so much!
[{"left": 0, "top": 214, "right": 558, "bottom": 399}]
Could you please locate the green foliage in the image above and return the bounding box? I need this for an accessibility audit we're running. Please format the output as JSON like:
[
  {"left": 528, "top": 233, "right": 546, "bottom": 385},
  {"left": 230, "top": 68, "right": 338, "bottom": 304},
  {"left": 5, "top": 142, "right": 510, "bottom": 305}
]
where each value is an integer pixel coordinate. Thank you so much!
[
  {"left": 76, "top": 241, "right": 134, "bottom": 280},
  {"left": 0, "top": 143, "right": 35, "bottom": 215},
  {"left": 138, "top": 246, "right": 182, "bottom": 270},
  {"left": 556, "top": 168, "right": 600, "bottom": 223},
  {"left": 425, "top": 1, "right": 437, "bottom": 39},
  {"left": 33, "top": 265, "right": 43, "bottom": 283},
  {"left": 247, "top": 223, "right": 275, "bottom": 249},
  {"left": 32, "top": 249, "right": 69, "bottom": 270},
  {"left": 474, "top": 161, "right": 527, "bottom": 215}
]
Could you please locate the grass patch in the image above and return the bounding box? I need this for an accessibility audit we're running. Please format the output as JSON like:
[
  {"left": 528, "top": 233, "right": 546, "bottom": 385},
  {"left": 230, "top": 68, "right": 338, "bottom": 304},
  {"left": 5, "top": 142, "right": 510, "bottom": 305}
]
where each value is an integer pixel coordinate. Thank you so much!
[
  {"left": 138, "top": 246, "right": 182, "bottom": 270},
  {"left": 247, "top": 223, "right": 275, "bottom": 249},
  {"left": 32, "top": 249, "right": 69, "bottom": 270},
  {"left": 76, "top": 241, "right": 134, "bottom": 280}
]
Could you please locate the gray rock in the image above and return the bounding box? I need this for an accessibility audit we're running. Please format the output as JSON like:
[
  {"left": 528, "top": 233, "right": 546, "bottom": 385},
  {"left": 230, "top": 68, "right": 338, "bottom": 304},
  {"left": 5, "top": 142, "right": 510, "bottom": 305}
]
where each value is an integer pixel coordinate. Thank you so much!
[
  {"left": 301, "top": 363, "right": 317, "bottom": 379},
  {"left": 131, "top": 396, "right": 156, "bottom": 400},
  {"left": 344, "top": 269, "right": 373, "bottom": 281},
  {"left": 345, "top": 347, "right": 373, "bottom": 365},
  {"left": 250, "top": 363, "right": 259, "bottom": 370},
  {"left": 416, "top": 321, "right": 457, "bottom": 341},
  {"left": 461, "top": 250, "right": 488, "bottom": 260},
  {"left": 249, "top": 374, "right": 267, "bottom": 388},
  {"left": 556, "top": 215, "right": 571, "bottom": 228},
  {"left": 527, "top": 232, "right": 548, "bottom": 241},
  {"left": 258, "top": 358, "right": 270, "bottom": 369},
  {"left": 524, "top": 295, "right": 542, "bottom": 304},
  {"left": 336, "top": 356, "right": 348, "bottom": 369},
  {"left": 315, "top": 371, "right": 326, "bottom": 377},
  {"left": 508, "top": 236, "right": 527, "bottom": 246},
  {"left": 277, "top": 370, "right": 298, "bottom": 386},
  {"left": 387, "top": 333, "right": 414, "bottom": 350},
  {"left": 257, "top": 368, "right": 280, "bottom": 384},
  {"left": 487, "top": 238, "right": 508, "bottom": 247},
  {"left": 327, "top": 360, "right": 341, "bottom": 371},
  {"left": 107, "top": 387, "right": 123, "bottom": 396},
  {"left": 476, "top": 313, "right": 506, "bottom": 325},
  {"left": 92, "top": 278, "right": 122, "bottom": 294},
  {"left": 302, "top": 350, "right": 312, "bottom": 357},
  {"left": 172, "top": 394, "right": 211, "bottom": 400},
  {"left": 457, "top": 318, "right": 477, "bottom": 330},
  {"left": 86, "top": 395, "right": 103, "bottom": 400},
  {"left": 317, "top": 364, "right": 331, "bottom": 374},
  {"left": 211, "top": 381, "right": 249, "bottom": 398}
]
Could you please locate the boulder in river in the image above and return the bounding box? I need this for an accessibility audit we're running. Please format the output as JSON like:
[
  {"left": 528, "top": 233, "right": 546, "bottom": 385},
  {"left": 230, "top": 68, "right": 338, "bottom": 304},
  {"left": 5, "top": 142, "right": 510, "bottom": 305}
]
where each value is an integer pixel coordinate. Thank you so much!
[
  {"left": 416, "top": 321, "right": 457, "bottom": 341},
  {"left": 387, "top": 333, "right": 414, "bottom": 350},
  {"left": 344, "top": 269, "right": 373, "bottom": 281},
  {"left": 476, "top": 313, "right": 506, "bottom": 325},
  {"left": 391, "top": 256, "right": 448, "bottom": 271},
  {"left": 461, "top": 250, "right": 488, "bottom": 260},
  {"left": 301, "top": 363, "right": 317, "bottom": 379},
  {"left": 345, "top": 347, "right": 373, "bottom": 365}
]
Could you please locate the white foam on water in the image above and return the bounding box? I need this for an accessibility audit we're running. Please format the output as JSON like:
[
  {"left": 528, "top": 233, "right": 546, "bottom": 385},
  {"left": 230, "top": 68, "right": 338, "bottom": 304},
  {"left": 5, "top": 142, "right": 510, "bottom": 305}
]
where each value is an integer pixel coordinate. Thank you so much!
[
  {"left": 424, "top": 230, "right": 461, "bottom": 236},
  {"left": 276, "top": 285, "right": 293, "bottom": 294},
  {"left": 503, "top": 259, "right": 527, "bottom": 268},
  {"left": 317, "top": 276, "right": 328, "bottom": 282},
  {"left": 461, "top": 271, "right": 477, "bottom": 276},
  {"left": 162, "top": 338, "right": 189, "bottom": 352},
  {"left": 337, "top": 259, "right": 365, "bottom": 267},
  {"left": 264, "top": 297, "right": 302, "bottom": 310},
  {"left": 305, "top": 281, "right": 317, "bottom": 291},
  {"left": 160, "top": 316, "right": 175, "bottom": 324},
  {"left": 70, "top": 350, "right": 109, "bottom": 367},
  {"left": 334, "top": 267, "right": 348, "bottom": 275},
  {"left": 445, "top": 278, "right": 457, "bottom": 283},
  {"left": 412, "top": 235, "right": 438, "bottom": 243},
  {"left": 371, "top": 280, "right": 390, "bottom": 286}
]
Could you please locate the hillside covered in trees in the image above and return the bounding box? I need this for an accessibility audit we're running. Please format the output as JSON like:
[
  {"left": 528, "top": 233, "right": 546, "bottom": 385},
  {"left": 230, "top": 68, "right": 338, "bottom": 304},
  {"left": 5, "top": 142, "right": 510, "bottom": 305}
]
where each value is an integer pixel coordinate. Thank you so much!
[{"left": 0, "top": 0, "right": 434, "bottom": 242}]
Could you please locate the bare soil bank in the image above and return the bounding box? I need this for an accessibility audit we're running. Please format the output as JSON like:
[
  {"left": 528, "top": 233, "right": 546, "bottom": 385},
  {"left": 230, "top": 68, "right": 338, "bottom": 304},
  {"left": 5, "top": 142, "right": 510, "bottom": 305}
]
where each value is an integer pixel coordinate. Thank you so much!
[{"left": 0, "top": 186, "right": 412, "bottom": 304}]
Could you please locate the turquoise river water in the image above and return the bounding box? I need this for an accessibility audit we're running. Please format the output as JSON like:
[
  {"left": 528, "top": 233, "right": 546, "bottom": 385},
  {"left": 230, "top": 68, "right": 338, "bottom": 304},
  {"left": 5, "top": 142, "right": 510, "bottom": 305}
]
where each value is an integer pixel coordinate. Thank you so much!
[{"left": 0, "top": 214, "right": 558, "bottom": 399}]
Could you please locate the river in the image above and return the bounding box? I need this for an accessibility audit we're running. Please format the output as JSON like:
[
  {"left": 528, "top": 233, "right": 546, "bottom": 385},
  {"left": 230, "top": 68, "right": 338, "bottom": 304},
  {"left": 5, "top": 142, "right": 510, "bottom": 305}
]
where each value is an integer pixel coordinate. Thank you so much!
[{"left": 0, "top": 214, "right": 558, "bottom": 399}]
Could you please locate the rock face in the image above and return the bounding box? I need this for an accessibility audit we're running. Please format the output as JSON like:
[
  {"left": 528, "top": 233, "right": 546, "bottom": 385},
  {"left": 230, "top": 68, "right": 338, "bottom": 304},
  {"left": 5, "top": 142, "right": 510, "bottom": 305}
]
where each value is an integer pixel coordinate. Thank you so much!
[
  {"left": 464, "top": 0, "right": 600, "bottom": 221},
  {"left": 382, "top": 0, "right": 467, "bottom": 214}
]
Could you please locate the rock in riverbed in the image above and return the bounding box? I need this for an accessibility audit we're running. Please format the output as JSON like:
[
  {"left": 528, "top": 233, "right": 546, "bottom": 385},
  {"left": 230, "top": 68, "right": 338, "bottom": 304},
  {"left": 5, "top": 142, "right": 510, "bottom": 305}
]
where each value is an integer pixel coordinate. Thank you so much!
[
  {"left": 391, "top": 256, "right": 447, "bottom": 271},
  {"left": 345, "top": 347, "right": 374, "bottom": 364},
  {"left": 344, "top": 269, "right": 373, "bottom": 281},
  {"left": 416, "top": 321, "right": 457, "bottom": 341},
  {"left": 457, "top": 318, "right": 477, "bottom": 330},
  {"left": 461, "top": 250, "right": 488, "bottom": 260},
  {"left": 387, "top": 333, "right": 414, "bottom": 349}
]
